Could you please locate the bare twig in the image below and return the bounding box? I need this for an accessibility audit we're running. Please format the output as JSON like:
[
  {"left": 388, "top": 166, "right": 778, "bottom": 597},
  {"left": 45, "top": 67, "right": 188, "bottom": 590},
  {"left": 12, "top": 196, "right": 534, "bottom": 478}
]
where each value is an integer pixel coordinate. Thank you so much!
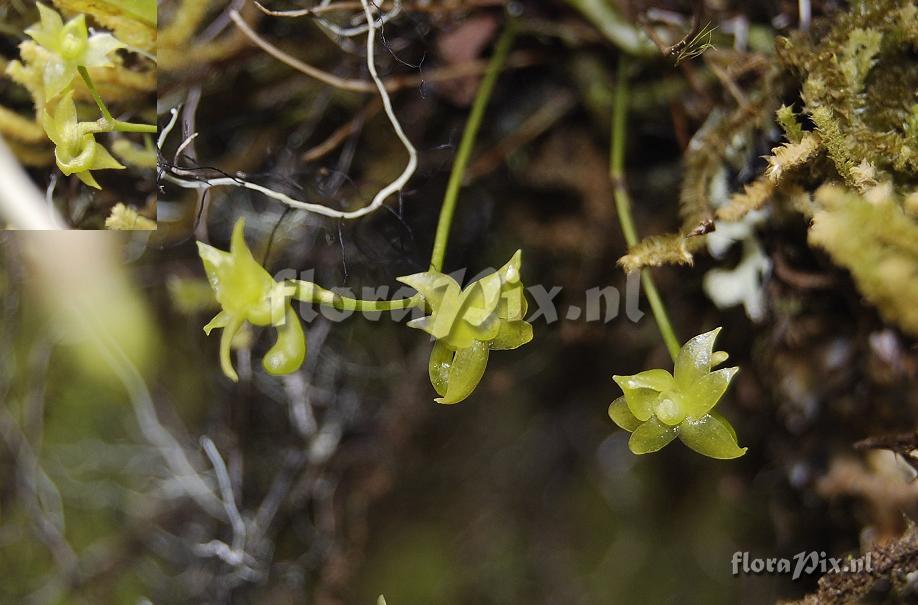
[
  {"left": 303, "top": 98, "right": 382, "bottom": 163},
  {"left": 231, "top": 10, "right": 537, "bottom": 93},
  {"left": 255, "top": 0, "right": 504, "bottom": 18},
  {"left": 466, "top": 90, "right": 575, "bottom": 180},
  {"left": 198, "top": 436, "right": 252, "bottom": 570},
  {"left": 230, "top": 10, "right": 370, "bottom": 92}
]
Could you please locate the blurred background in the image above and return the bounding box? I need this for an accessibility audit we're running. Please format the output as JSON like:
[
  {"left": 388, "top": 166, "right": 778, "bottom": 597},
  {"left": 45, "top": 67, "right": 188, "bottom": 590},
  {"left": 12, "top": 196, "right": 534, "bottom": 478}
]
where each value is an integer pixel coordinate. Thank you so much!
[{"left": 2, "top": 0, "right": 917, "bottom": 603}]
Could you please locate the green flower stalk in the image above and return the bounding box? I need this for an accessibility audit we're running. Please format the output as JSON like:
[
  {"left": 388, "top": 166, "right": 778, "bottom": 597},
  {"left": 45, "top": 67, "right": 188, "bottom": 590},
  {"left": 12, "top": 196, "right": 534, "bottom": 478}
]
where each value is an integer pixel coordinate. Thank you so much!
[
  {"left": 40, "top": 90, "right": 124, "bottom": 188},
  {"left": 609, "top": 328, "right": 746, "bottom": 459},
  {"left": 398, "top": 252, "right": 533, "bottom": 404},
  {"left": 197, "top": 219, "right": 305, "bottom": 382},
  {"left": 25, "top": 3, "right": 125, "bottom": 100}
]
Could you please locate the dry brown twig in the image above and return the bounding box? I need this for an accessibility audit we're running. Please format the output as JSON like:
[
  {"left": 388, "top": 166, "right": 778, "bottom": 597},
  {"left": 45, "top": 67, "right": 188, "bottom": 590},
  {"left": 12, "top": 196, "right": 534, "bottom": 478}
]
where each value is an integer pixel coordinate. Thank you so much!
[
  {"left": 302, "top": 98, "right": 383, "bottom": 163},
  {"left": 466, "top": 90, "right": 576, "bottom": 181},
  {"left": 254, "top": 0, "right": 505, "bottom": 18},
  {"left": 230, "top": 10, "right": 537, "bottom": 93}
]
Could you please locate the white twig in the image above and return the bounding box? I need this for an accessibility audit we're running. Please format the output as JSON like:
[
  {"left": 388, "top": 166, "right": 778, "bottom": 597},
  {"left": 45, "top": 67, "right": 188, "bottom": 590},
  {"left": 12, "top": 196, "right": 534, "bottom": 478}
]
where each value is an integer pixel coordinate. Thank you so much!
[
  {"left": 254, "top": 0, "right": 403, "bottom": 37},
  {"left": 316, "top": 0, "right": 402, "bottom": 38},
  {"left": 44, "top": 174, "right": 65, "bottom": 229},
  {"left": 84, "top": 314, "right": 223, "bottom": 517},
  {"left": 157, "top": 107, "right": 181, "bottom": 151},
  {"left": 200, "top": 436, "right": 247, "bottom": 556},
  {"left": 0, "top": 137, "right": 66, "bottom": 230},
  {"left": 173, "top": 132, "right": 199, "bottom": 165},
  {"left": 161, "top": 2, "right": 417, "bottom": 220},
  {"left": 193, "top": 540, "right": 257, "bottom": 571}
]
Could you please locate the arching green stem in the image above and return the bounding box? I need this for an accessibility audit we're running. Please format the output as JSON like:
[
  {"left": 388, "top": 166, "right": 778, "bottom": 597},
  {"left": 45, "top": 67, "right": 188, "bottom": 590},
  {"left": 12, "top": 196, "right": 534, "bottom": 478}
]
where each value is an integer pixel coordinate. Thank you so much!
[
  {"left": 289, "top": 280, "right": 422, "bottom": 312},
  {"left": 78, "top": 67, "right": 157, "bottom": 134},
  {"left": 610, "top": 56, "right": 681, "bottom": 361},
  {"left": 429, "top": 19, "right": 517, "bottom": 272}
]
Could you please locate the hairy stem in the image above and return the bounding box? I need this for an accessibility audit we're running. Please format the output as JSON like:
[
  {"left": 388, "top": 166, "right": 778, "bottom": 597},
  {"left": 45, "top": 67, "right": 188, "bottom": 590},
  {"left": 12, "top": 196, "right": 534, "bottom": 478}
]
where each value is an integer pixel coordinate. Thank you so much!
[
  {"left": 610, "top": 56, "right": 681, "bottom": 360},
  {"left": 429, "top": 19, "right": 516, "bottom": 272}
]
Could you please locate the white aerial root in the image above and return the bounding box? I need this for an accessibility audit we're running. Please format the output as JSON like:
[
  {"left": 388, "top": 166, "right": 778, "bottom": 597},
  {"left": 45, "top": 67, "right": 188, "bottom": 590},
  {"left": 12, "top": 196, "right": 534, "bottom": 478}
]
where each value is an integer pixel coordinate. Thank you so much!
[
  {"left": 157, "top": 105, "right": 181, "bottom": 150},
  {"left": 254, "top": 0, "right": 403, "bottom": 38},
  {"left": 315, "top": 0, "right": 402, "bottom": 38},
  {"left": 196, "top": 436, "right": 254, "bottom": 570},
  {"left": 160, "top": 0, "right": 417, "bottom": 220}
]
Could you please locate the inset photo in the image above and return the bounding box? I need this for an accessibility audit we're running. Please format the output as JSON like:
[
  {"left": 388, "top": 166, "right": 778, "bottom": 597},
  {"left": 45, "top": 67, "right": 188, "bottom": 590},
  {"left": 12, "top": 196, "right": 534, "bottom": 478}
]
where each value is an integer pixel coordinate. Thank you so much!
[{"left": 0, "top": 1, "right": 156, "bottom": 229}]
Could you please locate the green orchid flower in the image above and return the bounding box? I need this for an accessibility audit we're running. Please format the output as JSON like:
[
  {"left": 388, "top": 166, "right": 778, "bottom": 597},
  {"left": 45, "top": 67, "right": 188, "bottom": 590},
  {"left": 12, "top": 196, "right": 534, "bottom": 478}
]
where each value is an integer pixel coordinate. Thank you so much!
[
  {"left": 197, "top": 218, "right": 305, "bottom": 382},
  {"left": 40, "top": 90, "right": 124, "bottom": 188},
  {"left": 609, "top": 328, "right": 747, "bottom": 459},
  {"left": 398, "top": 251, "right": 533, "bottom": 404},
  {"left": 25, "top": 3, "right": 125, "bottom": 99}
]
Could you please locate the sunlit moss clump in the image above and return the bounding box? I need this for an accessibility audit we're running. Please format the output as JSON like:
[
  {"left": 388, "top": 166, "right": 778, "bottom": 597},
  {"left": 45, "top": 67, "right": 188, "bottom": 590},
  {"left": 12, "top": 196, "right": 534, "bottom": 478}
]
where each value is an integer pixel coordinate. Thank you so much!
[
  {"left": 807, "top": 183, "right": 918, "bottom": 336},
  {"left": 776, "top": 0, "right": 917, "bottom": 183},
  {"left": 618, "top": 0, "right": 918, "bottom": 336},
  {"left": 105, "top": 202, "right": 156, "bottom": 230}
]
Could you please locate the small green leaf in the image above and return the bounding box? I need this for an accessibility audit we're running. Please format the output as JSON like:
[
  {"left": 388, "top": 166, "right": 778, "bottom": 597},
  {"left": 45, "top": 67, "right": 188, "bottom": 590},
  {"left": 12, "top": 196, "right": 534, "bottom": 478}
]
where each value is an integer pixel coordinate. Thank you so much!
[
  {"left": 612, "top": 372, "right": 673, "bottom": 422},
  {"left": 428, "top": 340, "right": 453, "bottom": 397},
  {"left": 490, "top": 320, "right": 533, "bottom": 350},
  {"left": 397, "top": 272, "right": 458, "bottom": 312},
  {"left": 615, "top": 369, "right": 675, "bottom": 392},
  {"left": 75, "top": 169, "right": 100, "bottom": 189},
  {"left": 263, "top": 307, "right": 306, "bottom": 376},
  {"left": 674, "top": 327, "right": 720, "bottom": 388},
  {"left": 28, "top": 3, "right": 64, "bottom": 50},
  {"left": 218, "top": 315, "right": 245, "bottom": 383},
  {"left": 608, "top": 396, "right": 641, "bottom": 431},
  {"left": 436, "top": 339, "right": 490, "bottom": 404},
  {"left": 459, "top": 274, "right": 503, "bottom": 326},
  {"left": 628, "top": 417, "right": 678, "bottom": 454},
  {"left": 88, "top": 142, "right": 124, "bottom": 171},
  {"left": 203, "top": 311, "right": 230, "bottom": 335},
  {"left": 709, "top": 410, "right": 738, "bottom": 442},
  {"left": 683, "top": 366, "right": 739, "bottom": 418},
  {"left": 678, "top": 414, "right": 747, "bottom": 459}
]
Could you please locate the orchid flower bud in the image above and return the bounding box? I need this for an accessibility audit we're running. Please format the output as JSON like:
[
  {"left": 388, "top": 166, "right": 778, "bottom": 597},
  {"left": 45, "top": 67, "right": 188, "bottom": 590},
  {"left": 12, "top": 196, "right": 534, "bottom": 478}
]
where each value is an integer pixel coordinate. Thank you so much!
[
  {"left": 198, "top": 219, "right": 307, "bottom": 382},
  {"left": 25, "top": 3, "right": 125, "bottom": 99},
  {"left": 609, "top": 328, "right": 746, "bottom": 459},
  {"left": 398, "top": 251, "right": 533, "bottom": 404}
]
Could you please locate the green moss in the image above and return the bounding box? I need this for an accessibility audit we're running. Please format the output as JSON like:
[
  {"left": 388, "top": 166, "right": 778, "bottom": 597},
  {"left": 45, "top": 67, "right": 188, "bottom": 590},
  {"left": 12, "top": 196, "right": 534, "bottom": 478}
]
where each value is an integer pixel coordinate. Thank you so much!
[
  {"left": 623, "top": 0, "right": 918, "bottom": 340},
  {"left": 778, "top": 0, "right": 918, "bottom": 181},
  {"left": 809, "top": 183, "right": 918, "bottom": 335}
]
